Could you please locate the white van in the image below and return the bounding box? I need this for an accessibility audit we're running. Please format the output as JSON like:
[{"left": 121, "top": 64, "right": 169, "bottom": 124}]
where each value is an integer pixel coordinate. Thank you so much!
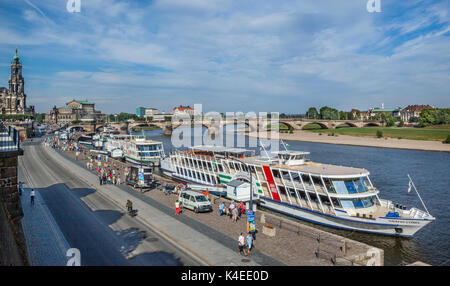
[{"left": 178, "top": 190, "right": 212, "bottom": 213}]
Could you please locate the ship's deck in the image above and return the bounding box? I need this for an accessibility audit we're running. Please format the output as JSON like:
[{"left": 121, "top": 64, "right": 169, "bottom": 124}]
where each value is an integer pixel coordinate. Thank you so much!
[{"left": 239, "top": 156, "right": 369, "bottom": 178}]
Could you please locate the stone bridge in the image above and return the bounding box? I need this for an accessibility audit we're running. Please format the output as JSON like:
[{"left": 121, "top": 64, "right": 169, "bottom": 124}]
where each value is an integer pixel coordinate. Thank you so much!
[
  {"left": 67, "top": 118, "right": 384, "bottom": 136},
  {"left": 112, "top": 118, "right": 384, "bottom": 135}
]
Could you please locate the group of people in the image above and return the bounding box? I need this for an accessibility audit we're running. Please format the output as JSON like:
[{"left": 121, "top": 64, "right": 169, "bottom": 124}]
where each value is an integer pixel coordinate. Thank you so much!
[
  {"left": 98, "top": 167, "right": 121, "bottom": 185},
  {"left": 238, "top": 232, "right": 254, "bottom": 256},
  {"left": 218, "top": 200, "right": 246, "bottom": 222}
]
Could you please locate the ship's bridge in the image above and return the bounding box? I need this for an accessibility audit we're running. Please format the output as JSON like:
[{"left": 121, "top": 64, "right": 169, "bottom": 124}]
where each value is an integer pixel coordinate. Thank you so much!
[{"left": 272, "top": 150, "right": 310, "bottom": 166}]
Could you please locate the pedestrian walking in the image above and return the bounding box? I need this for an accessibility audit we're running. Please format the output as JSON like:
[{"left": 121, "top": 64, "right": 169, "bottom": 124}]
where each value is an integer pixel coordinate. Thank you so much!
[
  {"left": 232, "top": 207, "right": 238, "bottom": 222},
  {"left": 126, "top": 200, "right": 133, "bottom": 212},
  {"left": 175, "top": 200, "right": 180, "bottom": 215},
  {"left": 18, "top": 182, "right": 23, "bottom": 196},
  {"left": 30, "top": 189, "right": 35, "bottom": 206},
  {"left": 218, "top": 202, "right": 225, "bottom": 216},
  {"left": 238, "top": 233, "right": 247, "bottom": 256},
  {"left": 246, "top": 232, "right": 253, "bottom": 254}
]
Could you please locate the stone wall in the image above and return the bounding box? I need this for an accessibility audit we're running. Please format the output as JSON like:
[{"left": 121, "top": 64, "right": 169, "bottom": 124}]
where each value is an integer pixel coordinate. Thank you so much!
[{"left": 0, "top": 149, "right": 28, "bottom": 265}]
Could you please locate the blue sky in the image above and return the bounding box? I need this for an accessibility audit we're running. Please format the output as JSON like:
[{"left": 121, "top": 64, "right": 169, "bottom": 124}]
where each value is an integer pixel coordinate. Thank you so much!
[{"left": 0, "top": 0, "right": 449, "bottom": 114}]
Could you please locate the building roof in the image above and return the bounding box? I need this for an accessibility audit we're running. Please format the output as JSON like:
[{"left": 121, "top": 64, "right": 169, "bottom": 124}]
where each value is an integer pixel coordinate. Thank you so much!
[
  {"left": 401, "top": 105, "right": 433, "bottom": 112},
  {"left": 75, "top": 100, "right": 94, "bottom": 105},
  {"left": 371, "top": 107, "right": 402, "bottom": 113},
  {"left": 173, "top": 105, "right": 194, "bottom": 111}
]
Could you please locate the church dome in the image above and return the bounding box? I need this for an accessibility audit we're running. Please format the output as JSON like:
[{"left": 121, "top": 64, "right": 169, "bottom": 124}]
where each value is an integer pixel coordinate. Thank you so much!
[{"left": 13, "top": 48, "right": 19, "bottom": 61}]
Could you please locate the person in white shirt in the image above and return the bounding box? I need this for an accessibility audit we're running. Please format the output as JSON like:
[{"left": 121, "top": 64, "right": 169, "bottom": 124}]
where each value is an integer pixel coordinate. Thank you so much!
[
  {"left": 238, "top": 233, "right": 247, "bottom": 256},
  {"left": 30, "top": 189, "right": 35, "bottom": 206}
]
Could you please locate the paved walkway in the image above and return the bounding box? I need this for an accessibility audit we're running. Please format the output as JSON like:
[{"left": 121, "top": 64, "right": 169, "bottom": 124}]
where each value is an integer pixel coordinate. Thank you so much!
[
  {"left": 19, "top": 187, "right": 71, "bottom": 266},
  {"left": 44, "top": 144, "right": 263, "bottom": 266}
]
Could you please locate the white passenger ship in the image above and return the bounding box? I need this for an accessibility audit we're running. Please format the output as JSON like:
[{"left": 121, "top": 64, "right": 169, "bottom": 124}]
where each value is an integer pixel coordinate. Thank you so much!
[
  {"left": 160, "top": 145, "right": 435, "bottom": 236},
  {"left": 104, "top": 134, "right": 165, "bottom": 165}
]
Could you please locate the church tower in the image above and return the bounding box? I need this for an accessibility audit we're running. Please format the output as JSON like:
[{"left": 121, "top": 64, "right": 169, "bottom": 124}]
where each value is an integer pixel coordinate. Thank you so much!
[{"left": 7, "top": 48, "right": 26, "bottom": 114}]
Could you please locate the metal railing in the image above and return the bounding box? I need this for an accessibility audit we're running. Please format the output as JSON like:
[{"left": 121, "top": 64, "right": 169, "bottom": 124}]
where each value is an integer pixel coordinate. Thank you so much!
[{"left": 0, "top": 124, "right": 20, "bottom": 152}]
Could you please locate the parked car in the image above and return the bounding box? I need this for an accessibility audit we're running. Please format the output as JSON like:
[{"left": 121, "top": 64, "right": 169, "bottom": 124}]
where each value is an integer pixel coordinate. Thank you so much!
[{"left": 178, "top": 190, "right": 212, "bottom": 213}]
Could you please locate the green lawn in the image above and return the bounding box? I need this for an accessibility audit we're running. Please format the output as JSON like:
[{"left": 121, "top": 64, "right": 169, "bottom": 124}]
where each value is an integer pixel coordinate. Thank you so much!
[
  {"left": 133, "top": 125, "right": 161, "bottom": 131},
  {"left": 266, "top": 123, "right": 290, "bottom": 130},
  {"left": 307, "top": 127, "right": 450, "bottom": 141}
]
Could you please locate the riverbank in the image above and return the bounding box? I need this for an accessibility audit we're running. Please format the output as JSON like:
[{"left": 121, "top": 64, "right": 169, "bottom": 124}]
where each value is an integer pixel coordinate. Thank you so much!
[{"left": 247, "top": 130, "right": 450, "bottom": 152}]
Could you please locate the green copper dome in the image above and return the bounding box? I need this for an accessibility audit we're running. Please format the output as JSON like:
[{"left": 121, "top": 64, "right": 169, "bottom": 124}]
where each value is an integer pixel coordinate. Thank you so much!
[{"left": 13, "top": 48, "right": 19, "bottom": 61}]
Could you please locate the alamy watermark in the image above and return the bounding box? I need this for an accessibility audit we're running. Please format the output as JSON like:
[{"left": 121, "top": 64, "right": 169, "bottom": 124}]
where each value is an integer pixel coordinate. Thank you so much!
[
  {"left": 66, "top": 248, "right": 81, "bottom": 266},
  {"left": 67, "top": 0, "right": 81, "bottom": 13},
  {"left": 170, "top": 103, "right": 280, "bottom": 154},
  {"left": 367, "top": 0, "right": 381, "bottom": 13}
]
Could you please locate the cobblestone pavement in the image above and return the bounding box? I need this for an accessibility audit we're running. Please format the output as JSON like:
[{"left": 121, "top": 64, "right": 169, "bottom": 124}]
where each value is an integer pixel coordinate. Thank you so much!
[
  {"left": 19, "top": 186, "right": 70, "bottom": 266},
  {"left": 58, "top": 139, "right": 372, "bottom": 266}
]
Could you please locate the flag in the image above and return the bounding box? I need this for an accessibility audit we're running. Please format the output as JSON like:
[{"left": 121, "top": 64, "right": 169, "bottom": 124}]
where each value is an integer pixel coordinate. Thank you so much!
[{"left": 408, "top": 180, "right": 412, "bottom": 193}]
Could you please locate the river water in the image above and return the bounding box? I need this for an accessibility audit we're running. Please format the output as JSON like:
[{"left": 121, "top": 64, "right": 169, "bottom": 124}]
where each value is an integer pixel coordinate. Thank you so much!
[{"left": 131, "top": 125, "right": 450, "bottom": 266}]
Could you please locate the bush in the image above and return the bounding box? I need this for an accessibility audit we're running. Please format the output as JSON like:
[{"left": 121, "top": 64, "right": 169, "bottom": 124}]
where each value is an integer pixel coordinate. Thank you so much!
[
  {"left": 376, "top": 130, "right": 383, "bottom": 138},
  {"left": 443, "top": 135, "right": 450, "bottom": 144}
]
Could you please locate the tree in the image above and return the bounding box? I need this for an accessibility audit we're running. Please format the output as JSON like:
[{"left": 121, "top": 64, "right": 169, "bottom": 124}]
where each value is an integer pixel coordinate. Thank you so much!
[
  {"left": 305, "top": 107, "right": 319, "bottom": 119},
  {"left": 338, "top": 111, "right": 347, "bottom": 120},
  {"left": 320, "top": 106, "right": 339, "bottom": 120}
]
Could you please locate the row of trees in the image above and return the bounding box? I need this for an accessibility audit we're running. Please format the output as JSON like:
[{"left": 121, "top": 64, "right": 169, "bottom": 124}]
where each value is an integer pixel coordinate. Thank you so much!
[
  {"left": 418, "top": 108, "right": 450, "bottom": 127},
  {"left": 108, "top": 112, "right": 146, "bottom": 122},
  {"left": 305, "top": 106, "right": 358, "bottom": 121}
]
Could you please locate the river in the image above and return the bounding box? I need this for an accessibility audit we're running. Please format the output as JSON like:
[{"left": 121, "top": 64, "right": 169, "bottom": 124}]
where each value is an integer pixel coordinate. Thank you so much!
[{"left": 132, "top": 125, "right": 450, "bottom": 266}]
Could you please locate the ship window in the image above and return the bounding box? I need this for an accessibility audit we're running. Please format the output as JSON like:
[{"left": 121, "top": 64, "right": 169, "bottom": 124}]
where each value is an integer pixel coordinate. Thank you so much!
[
  {"left": 331, "top": 198, "right": 342, "bottom": 208},
  {"left": 332, "top": 180, "right": 348, "bottom": 194},
  {"left": 353, "top": 199, "right": 364, "bottom": 209},
  {"left": 340, "top": 199, "right": 355, "bottom": 209},
  {"left": 320, "top": 195, "right": 331, "bottom": 206},
  {"left": 301, "top": 174, "right": 310, "bottom": 184},
  {"left": 272, "top": 169, "right": 281, "bottom": 178},
  {"left": 344, "top": 181, "right": 358, "bottom": 194},
  {"left": 218, "top": 164, "right": 223, "bottom": 172},
  {"left": 201, "top": 173, "right": 206, "bottom": 181}
]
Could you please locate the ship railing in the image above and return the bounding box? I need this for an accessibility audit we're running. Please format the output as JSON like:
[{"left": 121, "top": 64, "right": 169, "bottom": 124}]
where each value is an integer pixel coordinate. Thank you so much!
[{"left": 407, "top": 207, "right": 433, "bottom": 219}]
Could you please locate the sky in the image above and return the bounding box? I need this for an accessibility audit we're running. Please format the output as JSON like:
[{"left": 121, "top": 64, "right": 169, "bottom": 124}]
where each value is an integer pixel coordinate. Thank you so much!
[{"left": 0, "top": 0, "right": 449, "bottom": 114}]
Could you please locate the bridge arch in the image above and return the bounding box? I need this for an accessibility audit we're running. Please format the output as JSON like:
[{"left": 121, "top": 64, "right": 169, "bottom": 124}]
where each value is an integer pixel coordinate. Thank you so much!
[
  {"left": 336, "top": 122, "right": 358, "bottom": 128},
  {"left": 364, "top": 122, "right": 382, "bottom": 127},
  {"left": 67, "top": 125, "right": 87, "bottom": 132},
  {"left": 301, "top": 122, "right": 329, "bottom": 130}
]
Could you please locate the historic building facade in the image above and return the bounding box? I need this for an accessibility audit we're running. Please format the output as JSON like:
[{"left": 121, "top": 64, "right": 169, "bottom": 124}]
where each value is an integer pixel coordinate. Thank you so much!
[
  {"left": 45, "top": 99, "right": 106, "bottom": 125},
  {"left": 0, "top": 49, "right": 34, "bottom": 116}
]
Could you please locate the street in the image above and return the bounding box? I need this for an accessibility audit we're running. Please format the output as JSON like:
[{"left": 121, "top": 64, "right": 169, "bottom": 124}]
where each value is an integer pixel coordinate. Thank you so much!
[{"left": 18, "top": 138, "right": 201, "bottom": 266}]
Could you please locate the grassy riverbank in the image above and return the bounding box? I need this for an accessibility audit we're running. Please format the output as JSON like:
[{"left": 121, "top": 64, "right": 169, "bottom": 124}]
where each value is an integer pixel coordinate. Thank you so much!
[
  {"left": 307, "top": 126, "right": 450, "bottom": 141},
  {"left": 132, "top": 125, "right": 161, "bottom": 131}
]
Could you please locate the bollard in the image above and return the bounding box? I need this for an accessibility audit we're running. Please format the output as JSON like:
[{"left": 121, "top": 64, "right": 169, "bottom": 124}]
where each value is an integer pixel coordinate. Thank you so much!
[{"left": 315, "top": 247, "right": 320, "bottom": 258}]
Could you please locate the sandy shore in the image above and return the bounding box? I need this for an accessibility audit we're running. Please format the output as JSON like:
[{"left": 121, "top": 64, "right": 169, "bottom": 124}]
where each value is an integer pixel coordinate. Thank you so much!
[{"left": 247, "top": 130, "right": 450, "bottom": 152}]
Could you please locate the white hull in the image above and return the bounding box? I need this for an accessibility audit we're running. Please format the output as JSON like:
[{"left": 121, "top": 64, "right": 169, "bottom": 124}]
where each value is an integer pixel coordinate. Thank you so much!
[
  {"left": 260, "top": 197, "right": 433, "bottom": 237},
  {"left": 125, "top": 155, "right": 161, "bottom": 166}
]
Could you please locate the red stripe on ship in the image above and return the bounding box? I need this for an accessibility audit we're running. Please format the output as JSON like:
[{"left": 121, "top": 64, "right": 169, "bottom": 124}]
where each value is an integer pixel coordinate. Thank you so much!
[{"left": 262, "top": 165, "right": 281, "bottom": 201}]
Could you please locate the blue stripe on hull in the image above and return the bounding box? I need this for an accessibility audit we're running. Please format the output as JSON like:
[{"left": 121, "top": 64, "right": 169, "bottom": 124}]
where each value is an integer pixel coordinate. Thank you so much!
[{"left": 260, "top": 197, "right": 410, "bottom": 237}]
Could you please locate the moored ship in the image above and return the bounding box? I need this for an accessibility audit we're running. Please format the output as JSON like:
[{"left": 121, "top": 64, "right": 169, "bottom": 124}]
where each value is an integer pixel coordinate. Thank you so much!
[{"left": 160, "top": 145, "right": 435, "bottom": 236}]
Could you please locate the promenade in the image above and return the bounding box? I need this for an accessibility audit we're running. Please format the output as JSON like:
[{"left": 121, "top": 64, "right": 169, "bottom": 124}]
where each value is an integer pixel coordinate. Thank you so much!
[{"left": 53, "top": 138, "right": 378, "bottom": 266}]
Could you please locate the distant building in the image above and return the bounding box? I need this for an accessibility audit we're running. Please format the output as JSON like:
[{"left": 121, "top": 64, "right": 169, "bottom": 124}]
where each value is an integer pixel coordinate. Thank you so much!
[
  {"left": 351, "top": 109, "right": 370, "bottom": 120},
  {"left": 173, "top": 105, "right": 195, "bottom": 116},
  {"left": 369, "top": 106, "right": 402, "bottom": 118},
  {"left": 136, "top": 107, "right": 158, "bottom": 118},
  {"left": 400, "top": 105, "right": 433, "bottom": 122},
  {"left": 45, "top": 99, "right": 105, "bottom": 125},
  {"left": 136, "top": 107, "right": 146, "bottom": 117},
  {"left": 0, "top": 49, "right": 34, "bottom": 116}
]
